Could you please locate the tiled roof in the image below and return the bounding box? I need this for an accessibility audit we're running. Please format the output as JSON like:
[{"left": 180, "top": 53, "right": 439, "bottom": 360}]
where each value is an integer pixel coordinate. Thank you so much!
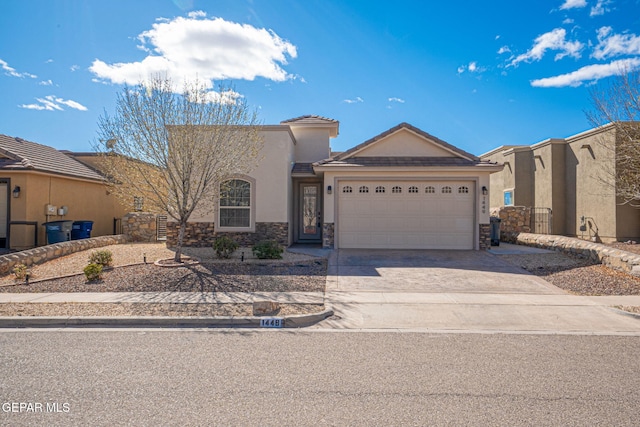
[
  {"left": 0, "top": 134, "right": 105, "bottom": 181},
  {"left": 291, "top": 163, "right": 315, "bottom": 175},
  {"left": 316, "top": 157, "right": 486, "bottom": 167},
  {"left": 281, "top": 115, "right": 338, "bottom": 124}
]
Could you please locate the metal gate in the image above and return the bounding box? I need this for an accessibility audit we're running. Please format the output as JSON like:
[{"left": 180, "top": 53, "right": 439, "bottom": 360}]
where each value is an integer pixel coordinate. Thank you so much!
[
  {"left": 156, "top": 215, "right": 167, "bottom": 241},
  {"left": 530, "top": 207, "right": 552, "bottom": 234}
]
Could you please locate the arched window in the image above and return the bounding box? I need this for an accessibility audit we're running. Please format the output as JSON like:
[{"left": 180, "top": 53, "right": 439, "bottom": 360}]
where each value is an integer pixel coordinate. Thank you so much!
[
  {"left": 458, "top": 186, "right": 469, "bottom": 194},
  {"left": 408, "top": 186, "right": 419, "bottom": 193},
  {"left": 392, "top": 186, "right": 402, "bottom": 193},
  {"left": 343, "top": 186, "right": 353, "bottom": 193},
  {"left": 359, "top": 186, "right": 369, "bottom": 193},
  {"left": 375, "top": 186, "right": 386, "bottom": 193},
  {"left": 219, "top": 179, "right": 251, "bottom": 228},
  {"left": 425, "top": 186, "right": 435, "bottom": 194},
  {"left": 442, "top": 186, "right": 452, "bottom": 194}
]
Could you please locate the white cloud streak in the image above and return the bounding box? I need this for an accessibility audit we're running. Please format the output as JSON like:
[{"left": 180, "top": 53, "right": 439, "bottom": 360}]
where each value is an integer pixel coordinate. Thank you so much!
[
  {"left": 343, "top": 97, "right": 364, "bottom": 104},
  {"left": 509, "top": 28, "right": 583, "bottom": 67},
  {"left": 559, "top": 0, "right": 587, "bottom": 10},
  {"left": 90, "top": 12, "right": 297, "bottom": 92},
  {"left": 388, "top": 97, "right": 405, "bottom": 103},
  {"left": 592, "top": 26, "right": 640, "bottom": 60},
  {"left": 19, "top": 95, "right": 88, "bottom": 111},
  {"left": 530, "top": 58, "right": 640, "bottom": 87},
  {"left": 0, "top": 58, "right": 37, "bottom": 78},
  {"left": 590, "top": 0, "right": 611, "bottom": 16}
]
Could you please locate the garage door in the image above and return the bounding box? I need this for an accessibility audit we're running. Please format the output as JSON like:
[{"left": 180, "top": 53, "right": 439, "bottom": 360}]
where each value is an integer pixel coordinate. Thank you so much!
[{"left": 337, "top": 181, "right": 475, "bottom": 249}]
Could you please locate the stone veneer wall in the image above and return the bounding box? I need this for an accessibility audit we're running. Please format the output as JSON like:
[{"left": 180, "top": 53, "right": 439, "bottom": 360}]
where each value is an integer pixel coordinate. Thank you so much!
[
  {"left": 0, "top": 235, "right": 126, "bottom": 275},
  {"left": 166, "top": 222, "right": 289, "bottom": 247},
  {"left": 490, "top": 206, "right": 531, "bottom": 242},
  {"left": 514, "top": 232, "right": 640, "bottom": 276},
  {"left": 479, "top": 224, "right": 491, "bottom": 250},
  {"left": 122, "top": 212, "right": 158, "bottom": 242},
  {"left": 322, "top": 223, "right": 334, "bottom": 249}
]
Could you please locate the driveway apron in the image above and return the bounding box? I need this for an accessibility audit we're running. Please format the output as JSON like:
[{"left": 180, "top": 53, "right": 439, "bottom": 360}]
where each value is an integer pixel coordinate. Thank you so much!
[{"left": 318, "top": 249, "right": 640, "bottom": 334}]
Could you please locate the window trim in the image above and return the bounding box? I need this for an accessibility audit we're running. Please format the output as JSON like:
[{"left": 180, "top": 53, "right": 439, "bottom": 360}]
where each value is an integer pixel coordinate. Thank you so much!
[
  {"left": 503, "top": 189, "right": 514, "bottom": 206},
  {"left": 215, "top": 176, "right": 256, "bottom": 232}
]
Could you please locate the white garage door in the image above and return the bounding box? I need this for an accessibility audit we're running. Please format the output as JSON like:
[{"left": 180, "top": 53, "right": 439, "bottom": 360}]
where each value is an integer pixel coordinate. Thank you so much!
[{"left": 337, "top": 181, "right": 475, "bottom": 249}]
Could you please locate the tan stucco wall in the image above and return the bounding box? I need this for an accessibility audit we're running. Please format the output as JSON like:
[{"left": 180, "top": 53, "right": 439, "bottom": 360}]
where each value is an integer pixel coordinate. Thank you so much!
[
  {"left": 290, "top": 127, "right": 331, "bottom": 163},
  {"left": 1, "top": 172, "right": 127, "bottom": 250},
  {"left": 189, "top": 129, "right": 295, "bottom": 229},
  {"left": 355, "top": 130, "right": 457, "bottom": 157},
  {"left": 531, "top": 140, "right": 566, "bottom": 234}
]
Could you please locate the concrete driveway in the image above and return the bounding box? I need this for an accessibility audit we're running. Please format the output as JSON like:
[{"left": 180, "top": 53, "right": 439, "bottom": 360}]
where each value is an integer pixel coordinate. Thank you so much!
[{"left": 316, "top": 247, "right": 640, "bottom": 334}]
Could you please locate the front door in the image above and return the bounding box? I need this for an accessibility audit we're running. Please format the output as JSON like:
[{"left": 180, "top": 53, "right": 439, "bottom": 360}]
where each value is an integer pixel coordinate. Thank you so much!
[{"left": 299, "top": 183, "right": 321, "bottom": 241}]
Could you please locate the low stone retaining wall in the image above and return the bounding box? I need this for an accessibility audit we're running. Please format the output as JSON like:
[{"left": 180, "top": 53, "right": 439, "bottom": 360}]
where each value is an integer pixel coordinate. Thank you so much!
[
  {"left": 166, "top": 222, "right": 288, "bottom": 247},
  {"left": 513, "top": 233, "right": 640, "bottom": 276},
  {"left": 490, "top": 206, "right": 531, "bottom": 241},
  {"left": 0, "top": 235, "right": 127, "bottom": 275}
]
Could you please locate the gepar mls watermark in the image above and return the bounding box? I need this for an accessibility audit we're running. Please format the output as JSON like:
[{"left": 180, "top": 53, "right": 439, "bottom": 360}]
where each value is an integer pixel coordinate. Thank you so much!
[{"left": 2, "top": 402, "right": 70, "bottom": 413}]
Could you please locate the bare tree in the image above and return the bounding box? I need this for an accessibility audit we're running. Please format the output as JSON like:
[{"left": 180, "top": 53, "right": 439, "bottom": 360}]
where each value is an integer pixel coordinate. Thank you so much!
[
  {"left": 587, "top": 68, "right": 640, "bottom": 206},
  {"left": 95, "top": 76, "right": 263, "bottom": 261}
]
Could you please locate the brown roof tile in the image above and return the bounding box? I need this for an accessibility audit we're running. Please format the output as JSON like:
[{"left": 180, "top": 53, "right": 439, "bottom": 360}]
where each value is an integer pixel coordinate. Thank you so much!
[{"left": 0, "top": 134, "right": 105, "bottom": 181}]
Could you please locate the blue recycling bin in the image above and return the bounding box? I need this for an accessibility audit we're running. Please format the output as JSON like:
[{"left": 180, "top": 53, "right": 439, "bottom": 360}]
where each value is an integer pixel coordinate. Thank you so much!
[
  {"left": 43, "top": 220, "right": 74, "bottom": 244},
  {"left": 71, "top": 220, "right": 94, "bottom": 240}
]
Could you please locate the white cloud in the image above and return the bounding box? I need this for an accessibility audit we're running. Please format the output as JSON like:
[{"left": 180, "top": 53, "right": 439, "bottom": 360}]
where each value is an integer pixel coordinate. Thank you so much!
[
  {"left": 90, "top": 13, "right": 297, "bottom": 91},
  {"left": 457, "top": 61, "right": 486, "bottom": 74},
  {"left": 38, "top": 79, "right": 53, "bottom": 86},
  {"left": 0, "top": 58, "right": 37, "bottom": 78},
  {"left": 19, "top": 95, "right": 88, "bottom": 111},
  {"left": 343, "top": 97, "right": 364, "bottom": 104},
  {"left": 497, "top": 46, "right": 511, "bottom": 55},
  {"left": 592, "top": 27, "right": 640, "bottom": 59},
  {"left": 530, "top": 57, "right": 640, "bottom": 87},
  {"left": 563, "top": 18, "right": 575, "bottom": 24},
  {"left": 559, "top": 0, "right": 587, "bottom": 10},
  {"left": 388, "top": 97, "right": 405, "bottom": 103},
  {"left": 509, "top": 28, "right": 583, "bottom": 67},
  {"left": 45, "top": 59, "right": 54, "bottom": 64},
  {"left": 590, "top": 0, "right": 611, "bottom": 16},
  {"left": 70, "top": 65, "right": 79, "bottom": 72}
]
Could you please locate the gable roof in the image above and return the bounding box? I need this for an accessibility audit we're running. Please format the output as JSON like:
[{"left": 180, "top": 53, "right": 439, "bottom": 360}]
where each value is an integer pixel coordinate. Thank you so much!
[
  {"left": 333, "top": 122, "right": 478, "bottom": 162},
  {"left": 281, "top": 115, "right": 338, "bottom": 125},
  {"left": 0, "top": 134, "right": 105, "bottom": 181}
]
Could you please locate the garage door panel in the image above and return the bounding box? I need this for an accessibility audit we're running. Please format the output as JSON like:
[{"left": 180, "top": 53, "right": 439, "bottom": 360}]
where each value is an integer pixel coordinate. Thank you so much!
[{"left": 338, "top": 180, "right": 475, "bottom": 250}]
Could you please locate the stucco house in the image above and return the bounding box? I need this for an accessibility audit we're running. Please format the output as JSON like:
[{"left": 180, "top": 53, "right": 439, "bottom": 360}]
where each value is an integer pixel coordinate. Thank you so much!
[
  {"left": 0, "top": 134, "right": 128, "bottom": 250},
  {"left": 168, "top": 116, "right": 502, "bottom": 250},
  {"left": 480, "top": 123, "right": 640, "bottom": 243}
]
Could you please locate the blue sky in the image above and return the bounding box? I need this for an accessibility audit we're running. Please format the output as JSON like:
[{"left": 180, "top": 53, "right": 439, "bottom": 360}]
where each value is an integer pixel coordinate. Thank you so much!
[{"left": 1, "top": 0, "right": 639, "bottom": 155}]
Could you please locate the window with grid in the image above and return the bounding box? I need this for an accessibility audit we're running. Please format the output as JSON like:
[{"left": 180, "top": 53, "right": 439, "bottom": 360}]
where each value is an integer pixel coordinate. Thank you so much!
[
  {"left": 425, "top": 186, "right": 435, "bottom": 194},
  {"left": 442, "top": 186, "right": 452, "bottom": 194},
  {"left": 359, "top": 186, "right": 369, "bottom": 193},
  {"left": 392, "top": 186, "right": 402, "bottom": 193},
  {"left": 458, "top": 186, "right": 469, "bottom": 194},
  {"left": 408, "top": 186, "right": 419, "bottom": 193},
  {"left": 219, "top": 179, "right": 251, "bottom": 228},
  {"left": 375, "top": 186, "right": 386, "bottom": 193},
  {"left": 343, "top": 186, "right": 353, "bottom": 193}
]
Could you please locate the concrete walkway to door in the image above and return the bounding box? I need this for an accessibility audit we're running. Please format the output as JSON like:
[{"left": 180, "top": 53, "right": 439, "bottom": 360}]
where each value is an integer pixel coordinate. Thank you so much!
[{"left": 315, "top": 247, "right": 640, "bottom": 334}]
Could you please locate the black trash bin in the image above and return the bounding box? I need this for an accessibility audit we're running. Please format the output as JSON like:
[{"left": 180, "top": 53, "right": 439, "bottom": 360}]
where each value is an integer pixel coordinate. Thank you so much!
[
  {"left": 490, "top": 216, "right": 501, "bottom": 246},
  {"left": 43, "top": 220, "right": 74, "bottom": 244},
  {"left": 71, "top": 220, "right": 94, "bottom": 240}
]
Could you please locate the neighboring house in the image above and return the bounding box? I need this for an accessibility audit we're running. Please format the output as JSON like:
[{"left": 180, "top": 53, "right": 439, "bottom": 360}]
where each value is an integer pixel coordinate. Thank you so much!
[
  {"left": 172, "top": 116, "right": 502, "bottom": 250},
  {"left": 480, "top": 123, "right": 640, "bottom": 243},
  {"left": 0, "top": 134, "right": 128, "bottom": 250}
]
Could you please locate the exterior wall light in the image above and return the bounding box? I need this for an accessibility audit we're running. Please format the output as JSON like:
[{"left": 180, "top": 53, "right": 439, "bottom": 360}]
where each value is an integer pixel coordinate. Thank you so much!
[
  {"left": 327, "top": 185, "right": 332, "bottom": 194},
  {"left": 12, "top": 186, "right": 20, "bottom": 198},
  {"left": 482, "top": 186, "right": 488, "bottom": 196}
]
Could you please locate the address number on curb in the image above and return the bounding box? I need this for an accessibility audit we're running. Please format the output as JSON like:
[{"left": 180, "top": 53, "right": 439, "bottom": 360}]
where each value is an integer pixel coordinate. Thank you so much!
[{"left": 260, "top": 318, "right": 283, "bottom": 328}]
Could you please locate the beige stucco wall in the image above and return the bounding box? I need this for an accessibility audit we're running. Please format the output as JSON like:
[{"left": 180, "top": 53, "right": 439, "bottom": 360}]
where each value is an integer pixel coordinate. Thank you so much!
[
  {"left": 290, "top": 127, "right": 331, "bottom": 163},
  {"left": 189, "top": 129, "right": 295, "bottom": 228},
  {"left": 1, "top": 171, "right": 127, "bottom": 250},
  {"left": 531, "top": 140, "right": 566, "bottom": 234},
  {"left": 354, "top": 130, "right": 457, "bottom": 157}
]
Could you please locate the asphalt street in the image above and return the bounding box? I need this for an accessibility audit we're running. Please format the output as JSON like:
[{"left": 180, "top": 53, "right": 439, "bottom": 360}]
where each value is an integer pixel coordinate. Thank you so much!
[{"left": 1, "top": 330, "right": 639, "bottom": 426}]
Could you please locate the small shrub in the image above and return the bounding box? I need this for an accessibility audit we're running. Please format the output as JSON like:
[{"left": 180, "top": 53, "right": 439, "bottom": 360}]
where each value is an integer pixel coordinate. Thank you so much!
[
  {"left": 252, "top": 240, "right": 283, "bottom": 259},
  {"left": 84, "top": 263, "right": 103, "bottom": 282},
  {"left": 213, "top": 236, "right": 239, "bottom": 259},
  {"left": 89, "top": 249, "right": 113, "bottom": 267},
  {"left": 13, "top": 264, "right": 29, "bottom": 280}
]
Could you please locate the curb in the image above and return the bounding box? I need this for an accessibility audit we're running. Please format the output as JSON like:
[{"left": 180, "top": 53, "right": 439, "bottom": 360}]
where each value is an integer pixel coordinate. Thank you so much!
[{"left": 0, "top": 307, "right": 334, "bottom": 329}]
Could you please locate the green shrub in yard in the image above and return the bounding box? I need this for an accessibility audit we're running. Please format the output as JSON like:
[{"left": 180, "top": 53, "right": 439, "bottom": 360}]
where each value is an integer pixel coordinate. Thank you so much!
[
  {"left": 252, "top": 240, "right": 283, "bottom": 259},
  {"left": 12, "top": 263, "right": 29, "bottom": 280},
  {"left": 89, "top": 249, "right": 113, "bottom": 267},
  {"left": 213, "top": 236, "right": 239, "bottom": 259},
  {"left": 83, "top": 263, "right": 103, "bottom": 282}
]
